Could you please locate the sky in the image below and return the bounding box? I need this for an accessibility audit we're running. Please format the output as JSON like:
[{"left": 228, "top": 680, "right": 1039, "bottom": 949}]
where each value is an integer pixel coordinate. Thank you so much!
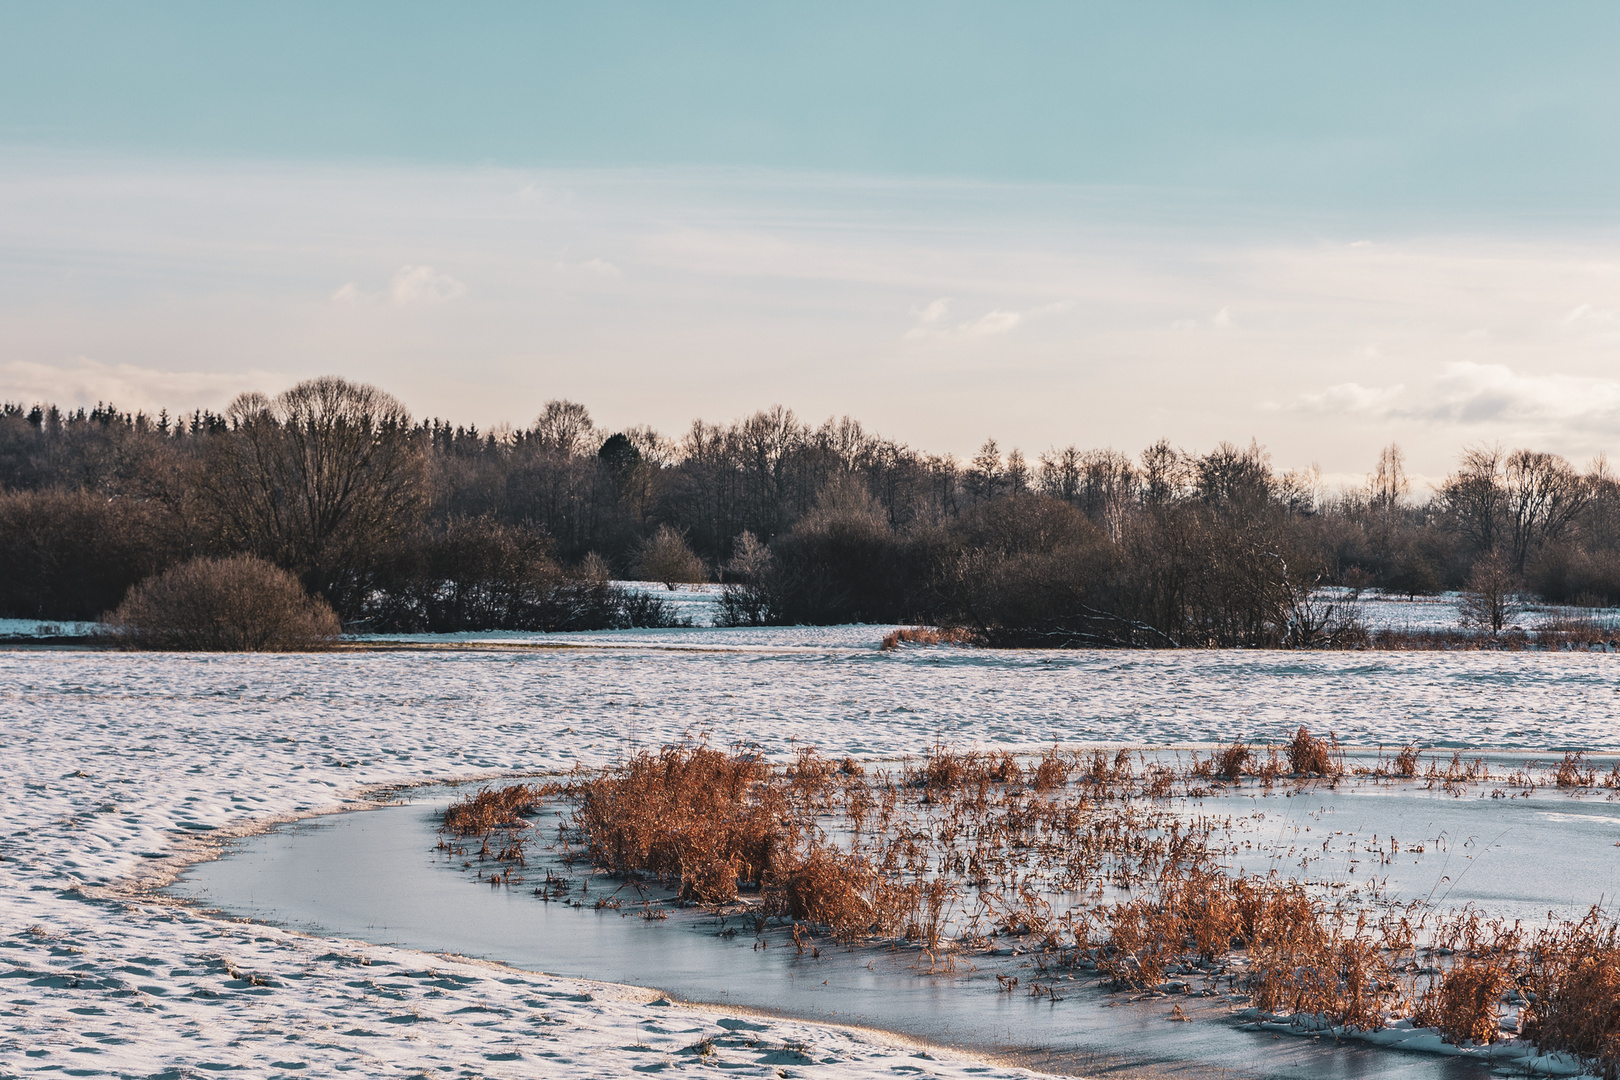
[{"left": 3, "top": 2, "right": 1620, "bottom": 487}]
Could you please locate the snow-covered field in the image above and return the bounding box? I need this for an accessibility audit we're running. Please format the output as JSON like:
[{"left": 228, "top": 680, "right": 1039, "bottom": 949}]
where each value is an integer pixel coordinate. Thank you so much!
[{"left": 6, "top": 630, "right": 1620, "bottom": 1077}]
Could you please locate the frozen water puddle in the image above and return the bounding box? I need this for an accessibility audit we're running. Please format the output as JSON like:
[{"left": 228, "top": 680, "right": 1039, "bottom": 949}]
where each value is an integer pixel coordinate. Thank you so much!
[{"left": 171, "top": 766, "right": 1620, "bottom": 1079}]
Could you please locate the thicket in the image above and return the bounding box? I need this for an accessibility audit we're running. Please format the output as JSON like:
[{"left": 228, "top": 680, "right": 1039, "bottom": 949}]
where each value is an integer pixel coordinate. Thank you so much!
[
  {"left": 3, "top": 379, "right": 1617, "bottom": 642},
  {"left": 100, "top": 554, "right": 342, "bottom": 651}
]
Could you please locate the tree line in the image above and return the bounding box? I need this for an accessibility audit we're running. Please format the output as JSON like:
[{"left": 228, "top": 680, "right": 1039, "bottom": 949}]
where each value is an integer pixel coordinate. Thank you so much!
[{"left": 3, "top": 376, "right": 1617, "bottom": 645}]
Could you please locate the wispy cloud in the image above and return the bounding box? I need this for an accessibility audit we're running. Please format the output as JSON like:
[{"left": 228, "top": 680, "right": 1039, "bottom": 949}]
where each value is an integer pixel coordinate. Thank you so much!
[
  {"left": 1172, "top": 306, "right": 1232, "bottom": 332},
  {"left": 905, "top": 299, "right": 1070, "bottom": 340},
  {"left": 1283, "top": 380, "right": 1408, "bottom": 414},
  {"left": 331, "top": 265, "right": 467, "bottom": 305},
  {"left": 1283, "top": 361, "right": 1620, "bottom": 438},
  {"left": 388, "top": 265, "right": 466, "bottom": 305},
  {"left": 0, "top": 358, "right": 284, "bottom": 414}
]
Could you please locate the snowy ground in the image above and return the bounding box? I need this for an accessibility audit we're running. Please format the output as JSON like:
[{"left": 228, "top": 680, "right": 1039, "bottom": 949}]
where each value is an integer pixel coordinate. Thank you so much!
[
  {"left": 0, "top": 619, "right": 96, "bottom": 639},
  {"left": 6, "top": 633, "right": 1620, "bottom": 1078}
]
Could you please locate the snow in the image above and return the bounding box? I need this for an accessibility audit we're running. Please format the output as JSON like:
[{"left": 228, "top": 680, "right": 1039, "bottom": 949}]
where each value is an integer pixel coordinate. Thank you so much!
[
  {"left": 6, "top": 632, "right": 1620, "bottom": 1077},
  {"left": 0, "top": 618, "right": 96, "bottom": 639}
]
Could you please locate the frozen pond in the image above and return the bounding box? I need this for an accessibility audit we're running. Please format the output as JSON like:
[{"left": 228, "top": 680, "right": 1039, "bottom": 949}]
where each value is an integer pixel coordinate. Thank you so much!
[{"left": 176, "top": 781, "right": 1562, "bottom": 1079}]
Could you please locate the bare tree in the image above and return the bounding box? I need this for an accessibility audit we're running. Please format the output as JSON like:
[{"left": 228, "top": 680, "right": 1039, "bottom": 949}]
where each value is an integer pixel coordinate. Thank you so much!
[
  {"left": 102, "top": 554, "right": 342, "bottom": 651},
  {"left": 208, "top": 376, "right": 425, "bottom": 612},
  {"left": 1502, "top": 449, "right": 1586, "bottom": 572},
  {"left": 532, "top": 400, "right": 596, "bottom": 457},
  {"left": 1457, "top": 550, "right": 1521, "bottom": 637},
  {"left": 968, "top": 439, "right": 1002, "bottom": 504},
  {"left": 1369, "top": 443, "right": 1408, "bottom": 516},
  {"left": 1194, "top": 440, "right": 1272, "bottom": 510},
  {"left": 1080, "top": 449, "right": 1136, "bottom": 539},
  {"left": 1038, "top": 445, "right": 1083, "bottom": 503},
  {"left": 634, "top": 524, "right": 707, "bottom": 587},
  {"left": 1004, "top": 448, "right": 1029, "bottom": 495},
  {"left": 1139, "top": 439, "right": 1189, "bottom": 507},
  {"left": 1438, "top": 444, "right": 1505, "bottom": 553}
]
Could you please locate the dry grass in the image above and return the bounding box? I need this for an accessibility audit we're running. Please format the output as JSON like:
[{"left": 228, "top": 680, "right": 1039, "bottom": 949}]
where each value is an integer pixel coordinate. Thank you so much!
[
  {"left": 1214, "top": 739, "right": 1252, "bottom": 780},
  {"left": 880, "top": 626, "right": 979, "bottom": 650},
  {"left": 442, "top": 731, "right": 1620, "bottom": 1074},
  {"left": 442, "top": 783, "right": 547, "bottom": 835},
  {"left": 1286, "top": 726, "right": 1342, "bottom": 777},
  {"left": 1520, "top": 909, "right": 1620, "bottom": 1072}
]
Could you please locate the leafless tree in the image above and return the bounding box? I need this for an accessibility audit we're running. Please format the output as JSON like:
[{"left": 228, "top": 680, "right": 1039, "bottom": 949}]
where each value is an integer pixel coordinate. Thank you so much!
[
  {"left": 1038, "top": 445, "right": 1083, "bottom": 503},
  {"left": 1004, "top": 448, "right": 1029, "bottom": 495},
  {"left": 1369, "top": 443, "right": 1408, "bottom": 516},
  {"left": 1502, "top": 449, "right": 1586, "bottom": 572},
  {"left": 1194, "top": 440, "right": 1272, "bottom": 510},
  {"left": 1139, "top": 439, "right": 1190, "bottom": 507},
  {"left": 968, "top": 439, "right": 1002, "bottom": 504},
  {"left": 102, "top": 554, "right": 341, "bottom": 651},
  {"left": 207, "top": 376, "right": 425, "bottom": 611},
  {"left": 634, "top": 524, "right": 707, "bottom": 587},
  {"left": 1080, "top": 449, "right": 1136, "bottom": 539},
  {"left": 1438, "top": 444, "right": 1505, "bottom": 553},
  {"left": 1457, "top": 550, "right": 1521, "bottom": 637},
  {"left": 531, "top": 400, "right": 596, "bottom": 457}
]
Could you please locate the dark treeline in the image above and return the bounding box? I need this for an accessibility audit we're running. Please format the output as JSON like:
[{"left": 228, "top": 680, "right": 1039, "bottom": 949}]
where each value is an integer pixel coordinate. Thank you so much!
[{"left": 3, "top": 377, "right": 1617, "bottom": 645}]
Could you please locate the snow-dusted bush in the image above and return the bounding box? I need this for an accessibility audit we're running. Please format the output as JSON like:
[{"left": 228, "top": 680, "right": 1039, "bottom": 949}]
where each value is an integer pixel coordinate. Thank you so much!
[{"left": 101, "top": 555, "right": 341, "bottom": 651}]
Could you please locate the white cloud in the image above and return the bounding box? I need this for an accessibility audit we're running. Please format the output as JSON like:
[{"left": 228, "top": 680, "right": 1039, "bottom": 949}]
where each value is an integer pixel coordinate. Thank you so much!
[
  {"left": 329, "top": 266, "right": 467, "bottom": 305},
  {"left": 1418, "top": 361, "right": 1620, "bottom": 429},
  {"left": 1284, "top": 362, "right": 1620, "bottom": 439},
  {"left": 1173, "top": 307, "right": 1232, "bottom": 332},
  {"left": 1565, "top": 303, "right": 1618, "bottom": 325},
  {"left": 964, "top": 309, "right": 1021, "bottom": 336},
  {"left": 388, "top": 265, "right": 466, "bottom": 305},
  {"left": 1282, "top": 381, "right": 1408, "bottom": 414},
  {"left": 579, "top": 258, "right": 622, "bottom": 277},
  {"left": 906, "top": 300, "right": 1069, "bottom": 340},
  {"left": 0, "top": 358, "right": 285, "bottom": 414}
]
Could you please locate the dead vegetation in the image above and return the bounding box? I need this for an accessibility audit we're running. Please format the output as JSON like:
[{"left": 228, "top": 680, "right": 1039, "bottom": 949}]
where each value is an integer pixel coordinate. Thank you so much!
[
  {"left": 440, "top": 733, "right": 1620, "bottom": 1075},
  {"left": 880, "top": 626, "right": 980, "bottom": 650}
]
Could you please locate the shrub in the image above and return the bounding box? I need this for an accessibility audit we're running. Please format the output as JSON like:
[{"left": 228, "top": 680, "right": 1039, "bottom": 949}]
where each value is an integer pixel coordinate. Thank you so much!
[
  {"left": 0, "top": 488, "right": 179, "bottom": 619},
  {"left": 634, "top": 524, "right": 707, "bottom": 587},
  {"left": 101, "top": 555, "right": 342, "bottom": 651}
]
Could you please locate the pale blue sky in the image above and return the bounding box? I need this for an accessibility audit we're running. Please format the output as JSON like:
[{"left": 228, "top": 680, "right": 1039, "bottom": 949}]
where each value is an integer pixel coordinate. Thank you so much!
[
  {"left": 3, "top": 3, "right": 1620, "bottom": 480},
  {"left": 5, "top": 2, "right": 1619, "bottom": 215}
]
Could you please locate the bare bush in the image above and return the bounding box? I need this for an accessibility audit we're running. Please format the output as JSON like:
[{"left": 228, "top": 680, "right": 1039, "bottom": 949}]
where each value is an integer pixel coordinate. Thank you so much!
[
  {"left": 634, "top": 524, "right": 707, "bottom": 587},
  {"left": 1458, "top": 551, "right": 1521, "bottom": 637},
  {"left": 101, "top": 555, "right": 341, "bottom": 651}
]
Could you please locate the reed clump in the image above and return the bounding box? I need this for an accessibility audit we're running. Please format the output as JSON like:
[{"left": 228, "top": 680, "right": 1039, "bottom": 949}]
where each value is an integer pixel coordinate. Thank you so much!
[
  {"left": 442, "top": 783, "right": 547, "bottom": 835},
  {"left": 1286, "top": 726, "right": 1342, "bottom": 777},
  {"left": 1521, "top": 910, "right": 1620, "bottom": 1074},
  {"left": 881, "top": 626, "right": 979, "bottom": 650},
  {"left": 571, "top": 742, "right": 787, "bottom": 904}
]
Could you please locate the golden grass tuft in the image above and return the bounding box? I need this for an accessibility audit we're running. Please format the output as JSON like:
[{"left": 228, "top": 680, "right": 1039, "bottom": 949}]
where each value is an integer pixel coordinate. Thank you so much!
[{"left": 880, "top": 626, "right": 979, "bottom": 650}]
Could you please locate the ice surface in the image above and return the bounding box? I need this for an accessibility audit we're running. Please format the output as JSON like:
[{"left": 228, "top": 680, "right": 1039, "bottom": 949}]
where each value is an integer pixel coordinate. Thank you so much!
[
  {"left": 179, "top": 780, "right": 1617, "bottom": 1078},
  {"left": 0, "top": 617, "right": 96, "bottom": 638},
  {"left": 6, "top": 633, "right": 1620, "bottom": 1077}
]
